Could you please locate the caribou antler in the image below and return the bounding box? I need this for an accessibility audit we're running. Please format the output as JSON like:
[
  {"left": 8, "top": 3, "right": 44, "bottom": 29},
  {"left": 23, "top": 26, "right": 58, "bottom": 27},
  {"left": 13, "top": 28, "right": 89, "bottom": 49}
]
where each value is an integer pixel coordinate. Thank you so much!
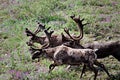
[
  {"left": 25, "top": 28, "right": 35, "bottom": 36},
  {"left": 64, "top": 15, "right": 88, "bottom": 41},
  {"left": 64, "top": 28, "right": 75, "bottom": 41},
  {"left": 71, "top": 15, "right": 88, "bottom": 31},
  {"left": 34, "top": 21, "right": 45, "bottom": 34},
  {"left": 41, "top": 27, "right": 54, "bottom": 48}
]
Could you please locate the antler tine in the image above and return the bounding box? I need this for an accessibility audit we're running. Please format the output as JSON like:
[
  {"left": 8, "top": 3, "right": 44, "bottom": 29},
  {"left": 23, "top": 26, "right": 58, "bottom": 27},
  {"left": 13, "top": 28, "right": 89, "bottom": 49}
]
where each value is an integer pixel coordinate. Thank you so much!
[
  {"left": 42, "top": 28, "right": 54, "bottom": 48},
  {"left": 72, "top": 15, "right": 84, "bottom": 40},
  {"left": 34, "top": 21, "right": 45, "bottom": 34},
  {"left": 25, "top": 28, "right": 35, "bottom": 36},
  {"left": 80, "top": 18, "right": 84, "bottom": 22},
  {"left": 64, "top": 15, "right": 88, "bottom": 42},
  {"left": 44, "top": 27, "right": 54, "bottom": 38},
  {"left": 46, "top": 27, "right": 51, "bottom": 31},
  {"left": 83, "top": 23, "right": 89, "bottom": 26},
  {"left": 64, "top": 28, "right": 74, "bottom": 41},
  {"left": 37, "top": 22, "right": 45, "bottom": 30},
  {"left": 70, "top": 14, "right": 75, "bottom": 19}
]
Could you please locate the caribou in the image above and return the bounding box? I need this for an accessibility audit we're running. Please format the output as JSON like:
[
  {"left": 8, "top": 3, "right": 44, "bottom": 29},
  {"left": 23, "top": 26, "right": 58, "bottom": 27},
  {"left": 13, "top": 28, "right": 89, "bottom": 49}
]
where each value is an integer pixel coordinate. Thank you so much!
[
  {"left": 25, "top": 15, "right": 120, "bottom": 61},
  {"left": 25, "top": 15, "right": 86, "bottom": 48},
  {"left": 84, "top": 41, "right": 120, "bottom": 61},
  {"left": 31, "top": 41, "right": 112, "bottom": 80},
  {"left": 25, "top": 15, "right": 117, "bottom": 80}
]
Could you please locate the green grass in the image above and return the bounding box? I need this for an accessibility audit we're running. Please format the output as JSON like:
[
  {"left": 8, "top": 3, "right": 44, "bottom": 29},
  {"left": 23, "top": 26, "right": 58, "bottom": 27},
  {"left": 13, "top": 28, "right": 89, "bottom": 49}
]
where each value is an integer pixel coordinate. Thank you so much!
[{"left": 0, "top": 0, "right": 120, "bottom": 80}]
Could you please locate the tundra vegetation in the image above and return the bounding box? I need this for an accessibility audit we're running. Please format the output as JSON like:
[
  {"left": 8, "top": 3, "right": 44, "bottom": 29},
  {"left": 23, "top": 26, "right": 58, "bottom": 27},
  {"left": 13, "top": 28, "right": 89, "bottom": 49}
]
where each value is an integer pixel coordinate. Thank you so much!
[{"left": 0, "top": 0, "right": 120, "bottom": 80}]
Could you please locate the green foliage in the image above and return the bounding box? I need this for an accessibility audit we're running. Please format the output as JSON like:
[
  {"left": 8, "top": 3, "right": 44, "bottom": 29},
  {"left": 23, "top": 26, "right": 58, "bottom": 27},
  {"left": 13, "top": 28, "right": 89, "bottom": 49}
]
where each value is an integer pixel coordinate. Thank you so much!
[{"left": 0, "top": 0, "right": 120, "bottom": 80}]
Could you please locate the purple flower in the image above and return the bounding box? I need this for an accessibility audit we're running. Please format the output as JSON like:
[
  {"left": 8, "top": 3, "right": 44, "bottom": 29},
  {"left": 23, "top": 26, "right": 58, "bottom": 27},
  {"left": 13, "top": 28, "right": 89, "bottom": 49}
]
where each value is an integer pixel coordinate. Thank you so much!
[
  {"left": 9, "top": 70, "right": 16, "bottom": 73},
  {"left": 9, "top": 70, "right": 22, "bottom": 79},
  {"left": 24, "top": 71, "right": 29, "bottom": 75},
  {"left": 111, "top": 1, "right": 118, "bottom": 6},
  {"left": 9, "top": 69, "right": 30, "bottom": 79},
  {"left": 99, "top": 14, "right": 111, "bottom": 23},
  {"left": 15, "top": 71, "right": 21, "bottom": 79},
  {"left": 0, "top": 58, "right": 4, "bottom": 61},
  {"left": 105, "top": 16, "right": 111, "bottom": 22}
]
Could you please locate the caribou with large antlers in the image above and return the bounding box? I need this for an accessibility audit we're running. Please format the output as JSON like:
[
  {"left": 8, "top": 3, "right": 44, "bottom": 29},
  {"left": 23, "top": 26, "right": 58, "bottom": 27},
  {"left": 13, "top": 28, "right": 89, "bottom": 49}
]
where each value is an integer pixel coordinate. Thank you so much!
[
  {"left": 25, "top": 15, "right": 86, "bottom": 48},
  {"left": 26, "top": 15, "right": 120, "bottom": 62}
]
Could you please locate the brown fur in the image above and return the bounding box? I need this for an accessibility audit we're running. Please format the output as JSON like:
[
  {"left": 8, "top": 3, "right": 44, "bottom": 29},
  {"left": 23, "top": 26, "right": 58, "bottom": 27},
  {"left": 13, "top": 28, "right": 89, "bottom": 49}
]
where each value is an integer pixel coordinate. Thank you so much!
[
  {"left": 25, "top": 28, "right": 73, "bottom": 47},
  {"left": 25, "top": 15, "right": 86, "bottom": 48},
  {"left": 32, "top": 45, "right": 111, "bottom": 80},
  {"left": 84, "top": 41, "right": 120, "bottom": 61}
]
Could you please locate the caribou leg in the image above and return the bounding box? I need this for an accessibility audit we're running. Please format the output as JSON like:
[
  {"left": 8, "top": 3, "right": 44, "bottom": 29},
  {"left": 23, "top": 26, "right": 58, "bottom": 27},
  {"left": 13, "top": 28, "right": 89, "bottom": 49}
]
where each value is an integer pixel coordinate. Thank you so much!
[
  {"left": 87, "top": 63, "right": 98, "bottom": 80},
  {"left": 80, "top": 64, "right": 87, "bottom": 79},
  {"left": 49, "top": 61, "right": 62, "bottom": 73},
  {"left": 94, "top": 60, "right": 112, "bottom": 78},
  {"left": 49, "top": 63, "right": 57, "bottom": 73}
]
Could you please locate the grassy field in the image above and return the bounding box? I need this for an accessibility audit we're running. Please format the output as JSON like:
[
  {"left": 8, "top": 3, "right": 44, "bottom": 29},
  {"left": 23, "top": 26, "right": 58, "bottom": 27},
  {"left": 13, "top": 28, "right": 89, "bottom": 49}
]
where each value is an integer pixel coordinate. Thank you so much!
[{"left": 0, "top": 0, "right": 120, "bottom": 80}]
